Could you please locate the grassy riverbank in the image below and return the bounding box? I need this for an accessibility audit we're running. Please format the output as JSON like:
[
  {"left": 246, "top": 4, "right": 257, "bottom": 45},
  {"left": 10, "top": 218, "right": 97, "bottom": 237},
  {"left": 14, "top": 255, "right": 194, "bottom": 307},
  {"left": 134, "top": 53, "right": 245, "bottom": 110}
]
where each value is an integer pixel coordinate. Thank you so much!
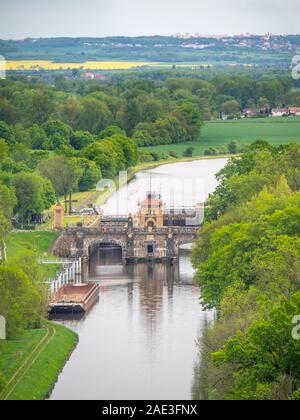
[
  {"left": 5, "top": 231, "right": 60, "bottom": 277},
  {"left": 0, "top": 322, "right": 78, "bottom": 400},
  {"left": 6, "top": 231, "right": 59, "bottom": 259}
]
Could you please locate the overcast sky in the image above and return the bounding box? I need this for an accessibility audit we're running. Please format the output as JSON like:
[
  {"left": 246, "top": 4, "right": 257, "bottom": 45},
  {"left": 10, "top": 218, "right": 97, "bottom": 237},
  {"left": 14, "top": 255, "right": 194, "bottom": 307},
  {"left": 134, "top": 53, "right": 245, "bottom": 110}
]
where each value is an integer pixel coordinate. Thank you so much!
[{"left": 0, "top": 0, "right": 299, "bottom": 39}]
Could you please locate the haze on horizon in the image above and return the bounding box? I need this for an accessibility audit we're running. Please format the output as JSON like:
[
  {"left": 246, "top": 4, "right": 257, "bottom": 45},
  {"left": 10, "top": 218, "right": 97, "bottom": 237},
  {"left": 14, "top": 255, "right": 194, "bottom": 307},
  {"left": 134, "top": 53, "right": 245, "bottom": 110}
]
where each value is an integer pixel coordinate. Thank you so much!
[{"left": 0, "top": 0, "right": 300, "bottom": 39}]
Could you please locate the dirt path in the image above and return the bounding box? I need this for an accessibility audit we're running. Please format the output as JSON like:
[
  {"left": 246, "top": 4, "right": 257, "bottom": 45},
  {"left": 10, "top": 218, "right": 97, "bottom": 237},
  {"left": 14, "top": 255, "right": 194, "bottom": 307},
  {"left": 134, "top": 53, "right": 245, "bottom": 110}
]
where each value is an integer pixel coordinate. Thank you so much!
[{"left": 75, "top": 191, "right": 101, "bottom": 211}]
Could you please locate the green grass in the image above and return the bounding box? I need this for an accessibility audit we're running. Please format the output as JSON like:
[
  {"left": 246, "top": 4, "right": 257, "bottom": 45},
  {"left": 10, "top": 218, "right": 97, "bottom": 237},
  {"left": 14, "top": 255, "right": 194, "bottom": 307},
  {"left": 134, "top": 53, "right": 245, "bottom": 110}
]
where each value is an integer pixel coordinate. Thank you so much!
[
  {"left": 6, "top": 231, "right": 59, "bottom": 259},
  {"left": 5, "top": 231, "right": 60, "bottom": 278},
  {"left": 0, "top": 322, "right": 78, "bottom": 400},
  {"left": 140, "top": 117, "right": 300, "bottom": 157}
]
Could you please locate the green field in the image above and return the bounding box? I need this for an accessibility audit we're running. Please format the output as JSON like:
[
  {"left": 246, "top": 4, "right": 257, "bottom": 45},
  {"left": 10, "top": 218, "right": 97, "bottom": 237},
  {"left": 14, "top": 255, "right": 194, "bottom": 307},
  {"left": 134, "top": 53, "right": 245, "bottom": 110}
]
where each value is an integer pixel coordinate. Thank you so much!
[
  {"left": 140, "top": 117, "right": 300, "bottom": 156},
  {"left": 0, "top": 322, "right": 78, "bottom": 400}
]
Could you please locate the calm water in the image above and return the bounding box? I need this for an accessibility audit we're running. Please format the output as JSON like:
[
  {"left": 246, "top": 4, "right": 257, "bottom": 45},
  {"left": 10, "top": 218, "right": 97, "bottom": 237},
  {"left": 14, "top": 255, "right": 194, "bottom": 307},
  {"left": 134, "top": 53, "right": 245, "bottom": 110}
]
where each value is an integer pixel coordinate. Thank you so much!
[{"left": 50, "top": 158, "right": 227, "bottom": 400}]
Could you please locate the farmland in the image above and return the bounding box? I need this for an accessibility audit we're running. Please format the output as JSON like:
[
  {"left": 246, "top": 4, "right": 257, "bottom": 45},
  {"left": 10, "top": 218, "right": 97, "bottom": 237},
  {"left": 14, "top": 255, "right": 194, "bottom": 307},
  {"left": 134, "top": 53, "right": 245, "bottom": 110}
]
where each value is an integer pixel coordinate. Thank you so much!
[
  {"left": 5, "top": 60, "right": 159, "bottom": 71},
  {"left": 140, "top": 117, "right": 300, "bottom": 157}
]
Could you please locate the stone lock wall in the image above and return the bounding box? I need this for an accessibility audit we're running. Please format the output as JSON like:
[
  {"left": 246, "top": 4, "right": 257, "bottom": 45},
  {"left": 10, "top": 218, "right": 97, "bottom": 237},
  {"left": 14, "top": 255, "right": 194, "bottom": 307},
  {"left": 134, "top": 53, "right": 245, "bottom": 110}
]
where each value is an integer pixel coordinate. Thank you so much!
[{"left": 53, "top": 227, "right": 198, "bottom": 262}]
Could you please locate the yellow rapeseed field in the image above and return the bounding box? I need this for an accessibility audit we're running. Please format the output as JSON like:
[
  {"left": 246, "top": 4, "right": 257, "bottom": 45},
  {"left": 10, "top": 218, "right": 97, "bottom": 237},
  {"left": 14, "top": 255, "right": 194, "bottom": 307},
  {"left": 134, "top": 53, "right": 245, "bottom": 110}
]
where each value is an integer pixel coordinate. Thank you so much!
[{"left": 6, "top": 60, "right": 159, "bottom": 71}]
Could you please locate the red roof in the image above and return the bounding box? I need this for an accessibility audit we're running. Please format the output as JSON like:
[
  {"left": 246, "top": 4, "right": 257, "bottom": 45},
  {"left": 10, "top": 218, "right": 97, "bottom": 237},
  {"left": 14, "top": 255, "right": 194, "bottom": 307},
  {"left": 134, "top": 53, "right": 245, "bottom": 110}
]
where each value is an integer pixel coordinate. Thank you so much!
[{"left": 141, "top": 199, "right": 160, "bottom": 207}]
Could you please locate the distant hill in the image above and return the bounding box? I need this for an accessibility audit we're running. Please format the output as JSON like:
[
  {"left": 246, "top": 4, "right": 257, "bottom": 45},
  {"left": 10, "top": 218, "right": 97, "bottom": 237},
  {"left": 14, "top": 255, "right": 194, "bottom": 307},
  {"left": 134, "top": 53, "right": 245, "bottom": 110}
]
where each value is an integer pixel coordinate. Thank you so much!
[{"left": 1, "top": 35, "right": 299, "bottom": 67}]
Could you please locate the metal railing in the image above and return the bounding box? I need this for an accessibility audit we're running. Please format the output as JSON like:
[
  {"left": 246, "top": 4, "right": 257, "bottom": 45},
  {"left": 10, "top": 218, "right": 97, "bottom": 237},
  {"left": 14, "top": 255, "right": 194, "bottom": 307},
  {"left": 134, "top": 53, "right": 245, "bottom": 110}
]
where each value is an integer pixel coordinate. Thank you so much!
[
  {"left": 39, "top": 258, "right": 77, "bottom": 265},
  {"left": 44, "top": 258, "right": 82, "bottom": 296}
]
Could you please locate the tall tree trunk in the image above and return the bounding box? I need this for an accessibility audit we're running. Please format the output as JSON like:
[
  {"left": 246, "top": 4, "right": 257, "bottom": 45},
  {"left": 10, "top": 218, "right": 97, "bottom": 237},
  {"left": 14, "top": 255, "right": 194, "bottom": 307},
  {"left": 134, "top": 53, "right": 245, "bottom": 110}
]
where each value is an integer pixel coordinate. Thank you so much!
[
  {"left": 69, "top": 191, "right": 72, "bottom": 215},
  {"left": 64, "top": 192, "right": 68, "bottom": 213}
]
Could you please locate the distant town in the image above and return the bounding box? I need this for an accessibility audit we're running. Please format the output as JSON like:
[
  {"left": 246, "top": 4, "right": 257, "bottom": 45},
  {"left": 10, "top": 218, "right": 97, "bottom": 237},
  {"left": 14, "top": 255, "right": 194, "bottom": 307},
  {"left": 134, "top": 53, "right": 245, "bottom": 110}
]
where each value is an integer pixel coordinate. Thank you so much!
[
  {"left": 1, "top": 34, "right": 300, "bottom": 67},
  {"left": 171, "top": 33, "right": 298, "bottom": 52}
]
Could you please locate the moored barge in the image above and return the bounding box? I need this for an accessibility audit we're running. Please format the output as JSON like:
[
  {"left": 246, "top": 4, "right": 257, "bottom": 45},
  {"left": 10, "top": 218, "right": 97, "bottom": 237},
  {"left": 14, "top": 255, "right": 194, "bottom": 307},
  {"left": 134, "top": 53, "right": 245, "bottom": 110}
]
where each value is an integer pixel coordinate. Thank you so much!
[{"left": 49, "top": 283, "right": 99, "bottom": 314}]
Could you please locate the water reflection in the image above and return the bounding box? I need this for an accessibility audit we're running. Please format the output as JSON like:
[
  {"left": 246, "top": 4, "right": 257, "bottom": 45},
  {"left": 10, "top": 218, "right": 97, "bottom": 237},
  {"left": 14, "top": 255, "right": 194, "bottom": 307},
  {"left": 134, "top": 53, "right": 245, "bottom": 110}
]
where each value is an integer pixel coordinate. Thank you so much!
[
  {"left": 50, "top": 159, "right": 225, "bottom": 400},
  {"left": 51, "top": 247, "right": 213, "bottom": 400}
]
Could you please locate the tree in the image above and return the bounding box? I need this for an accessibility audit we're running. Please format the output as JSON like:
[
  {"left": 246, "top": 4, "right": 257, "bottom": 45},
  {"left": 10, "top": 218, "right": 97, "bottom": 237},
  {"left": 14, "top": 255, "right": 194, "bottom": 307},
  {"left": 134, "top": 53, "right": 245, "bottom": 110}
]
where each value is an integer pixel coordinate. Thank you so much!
[
  {"left": 78, "top": 159, "right": 102, "bottom": 192},
  {"left": 70, "top": 130, "right": 94, "bottom": 150},
  {"left": 0, "top": 264, "right": 45, "bottom": 337},
  {"left": 0, "top": 121, "right": 13, "bottom": 144},
  {"left": 183, "top": 147, "right": 195, "bottom": 158},
  {"left": 11, "top": 123, "right": 31, "bottom": 146},
  {"left": 0, "top": 211, "right": 11, "bottom": 257},
  {"left": 39, "top": 155, "right": 83, "bottom": 213},
  {"left": 111, "top": 134, "right": 138, "bottom": 167},
  {"left": 246, "top": 99, "right": 256, "bottom": 109},
  {"left": 28, "top": 124, "right": 49, "bottom": 150},
  {"left": 13, "top": 172, "right": 55, "bottom": 223},
  {"left": 78, "top": 98, "right": 112, "bottom": 134},
  {"left": 257, "top": 97, "right": 270, "bottom": 109},
  {"left": 138, "top": 95, "right": 163, "bottom": 123},
  {"left": 42, "top": 119, "right": 73, "bottom": 150},
  {"left": 222, "top": 100, "right": 241, "bottom": 117},
  {"left": 23, "top": 90, "right": 55, "bottom": 126},
  {"left": 80, "top": 134, "right": 138, "bottom": 179},
  {"left": 174, "top": 102, "right": 203, "bottom": 141},
  {"left": 0, "top": 139, "right": 9, "bottom": 162},
  {"left": 228, "top": 141, "right": 239, "bottom": 155},
  {"left": 0, "top": 182, "right": 16, "bottom": 220},
  {"left": 0, "top": 98, "right": 17, "bottom": 125},
  {"left": 58, "top": 95, "right": 83, "bottom": 129},
  {"left": 214, "top": 94, "right": 236, "bottom": 113},
  {"left": 9, "top": 143, "right": 31, "bottom": 165},
  {"left": 213, "top": 294, "right": 300, "bottom": 400},
  {"left": 150, "top": 116, "right": 187, "bottom": 145},
  {"left": 99, "top": 125, "right": 126, "bottom": 139},
  {"left": 81, "top": 140, "right": 121, "bottom": 179}
]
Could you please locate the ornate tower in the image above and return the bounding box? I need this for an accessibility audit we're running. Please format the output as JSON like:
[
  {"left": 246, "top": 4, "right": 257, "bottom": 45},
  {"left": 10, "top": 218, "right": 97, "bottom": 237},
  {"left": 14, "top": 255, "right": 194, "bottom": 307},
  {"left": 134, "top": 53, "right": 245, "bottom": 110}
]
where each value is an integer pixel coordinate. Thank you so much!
[
  {"left": 136, "top": 192, "right": 164, "bottom": 231},
  {"left": 53, "top": 203, "right": 64, "bottom": 230}
]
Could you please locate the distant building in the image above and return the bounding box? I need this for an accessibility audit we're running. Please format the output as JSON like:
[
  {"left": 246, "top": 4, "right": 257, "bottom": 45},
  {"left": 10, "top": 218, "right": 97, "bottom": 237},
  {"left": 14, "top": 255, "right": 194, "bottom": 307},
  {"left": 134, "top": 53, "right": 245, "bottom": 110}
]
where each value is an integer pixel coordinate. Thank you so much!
[
  {"left": 94, "top": 73, "right": 108, "bottom": 81},
  {"left": 289, "top": 107, "right": 300, "bottom": 116},
  {"left": 271, "top": 108, "right": 289, "bottom": 117},
  {"left": 81, "top": 72, "right": 95, "bottom": 80},
  {"left": 243, "top": 108, "right": 270, "bottom": 118},
  {"left": 81, "top": 72, "right": 108, "bottom": 81},
  {"left": 243, "top": 108, "right": 260, "bottom": 118}
]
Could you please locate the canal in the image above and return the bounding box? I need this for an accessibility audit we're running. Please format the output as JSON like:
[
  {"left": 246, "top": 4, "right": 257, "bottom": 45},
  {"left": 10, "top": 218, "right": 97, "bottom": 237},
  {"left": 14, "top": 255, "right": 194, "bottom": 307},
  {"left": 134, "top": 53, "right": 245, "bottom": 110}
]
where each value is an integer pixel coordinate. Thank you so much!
[{"left": 50, "top": 158, "right": 227, "bottom": 400}]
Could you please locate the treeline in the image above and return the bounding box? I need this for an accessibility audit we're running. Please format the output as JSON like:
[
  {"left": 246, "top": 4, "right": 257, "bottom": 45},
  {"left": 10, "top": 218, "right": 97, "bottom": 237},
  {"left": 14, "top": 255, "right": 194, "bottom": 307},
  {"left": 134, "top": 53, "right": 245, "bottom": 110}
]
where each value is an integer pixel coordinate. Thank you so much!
[
  {"left": 1, "top": 74, "right": 299, "bottom": 151},
  {"left": 192, "top": 141, "right": 300, "bottom": 400},
  {"left": 0, "top": 77, "right": 204, "bottom": 148}
]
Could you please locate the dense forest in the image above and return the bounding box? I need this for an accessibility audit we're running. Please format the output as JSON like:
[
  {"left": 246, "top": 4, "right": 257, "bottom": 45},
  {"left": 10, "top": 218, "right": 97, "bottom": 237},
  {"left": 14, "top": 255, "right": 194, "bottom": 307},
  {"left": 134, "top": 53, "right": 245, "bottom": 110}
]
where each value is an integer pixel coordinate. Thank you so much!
[{"left": 192, "top": 141, "right": 300, "bottom": 400}]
